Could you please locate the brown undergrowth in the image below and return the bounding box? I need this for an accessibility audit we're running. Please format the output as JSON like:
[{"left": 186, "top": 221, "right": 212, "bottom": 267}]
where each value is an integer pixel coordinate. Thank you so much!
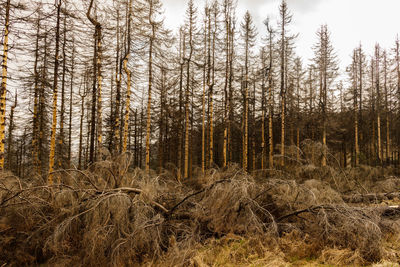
[{"left": 1, "top": 153, "right": 400, "bottom": 266}]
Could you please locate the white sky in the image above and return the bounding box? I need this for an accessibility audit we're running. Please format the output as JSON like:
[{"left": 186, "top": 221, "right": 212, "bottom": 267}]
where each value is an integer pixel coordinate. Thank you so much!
[{"left": 163, "top": 0, "right": 400, "bottom": 71}]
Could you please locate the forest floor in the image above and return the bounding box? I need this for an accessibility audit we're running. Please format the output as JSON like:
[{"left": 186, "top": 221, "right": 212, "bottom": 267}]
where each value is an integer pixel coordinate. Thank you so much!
[{"left": 1, "top": 154, "right": 400, "bottom": 266}]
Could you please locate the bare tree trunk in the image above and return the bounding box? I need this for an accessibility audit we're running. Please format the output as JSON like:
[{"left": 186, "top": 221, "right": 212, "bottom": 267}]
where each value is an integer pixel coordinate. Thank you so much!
[
  {"left": 122, "top": 0, "right": 132, "bottom": 153},
  {"left": 0, "top": 0, "right": 10, "bottom": 170},
  {"left": 96, "top": 27, "right": 103, "bottom": 161},
  {"left": 201, "top": 25, "right": 206, "bottom": 173},
  {"left": 145, "top": 16, "right": 155, "bottom": 173},
  {"left": 6, "top": 94, "right": 16, "bottom": 170},
  {"left": 375, "top": 45, "right": 382, "bottom": 164},
  {"left": 184, "top": 8, "right": 194, "bottom": 179},
  {"left": 177, "top": 29, "right": 185, "bottom": 180},
  {"left": 353, "top": 50, "right": 359, "bottom": 166},
  {"left": 87, "top": 0, "right": 103, "bottom": 162},
  {"left": 68, "top": 40, "right": 75, "bottom": 165},
  {"left": 78, "top": 77, "right": 87, "bottom": 170},
  {"left": 48, "top": 0, "right": 62, "bottom": 184},
  {"left": 58, "top": 13, "right": 67, "bottom": 168},
  {"left": 261, "top": 50, "right": 266, "bottom": 170},
  {"left": 32, "top": 17, "right": 40, "bottom": 174},
  {"left": 383, "top": 51, "right": 390, "bottom": 163}
]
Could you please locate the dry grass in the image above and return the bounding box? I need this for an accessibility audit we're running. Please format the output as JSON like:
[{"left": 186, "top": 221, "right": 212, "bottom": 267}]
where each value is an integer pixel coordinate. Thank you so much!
[{"left": 1, "top": 153, "right": 400, "bottom": 266}]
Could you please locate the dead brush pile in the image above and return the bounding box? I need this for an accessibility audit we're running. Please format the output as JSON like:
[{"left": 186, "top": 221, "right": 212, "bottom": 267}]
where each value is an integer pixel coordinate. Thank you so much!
[{"left": 1, "top": 154, "right": 400, "bottom": 266}]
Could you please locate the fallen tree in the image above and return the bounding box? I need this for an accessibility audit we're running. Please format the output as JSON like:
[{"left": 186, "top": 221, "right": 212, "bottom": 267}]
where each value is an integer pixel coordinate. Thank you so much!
[
  {"left": 343, "top": 192, "right": 400, "bottom": 204},
  {"left": 1, "top": 155, "right": 400, "bottom": 266}
]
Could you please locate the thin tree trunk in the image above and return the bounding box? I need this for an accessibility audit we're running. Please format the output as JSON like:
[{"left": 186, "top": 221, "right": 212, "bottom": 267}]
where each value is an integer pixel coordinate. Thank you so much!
[
  {"left": 48, "top": 0, "right": 62, "bottom": 184},
  {"left": 184, "top": 14, "right": 194, "bottom": 179},
  {"left": 96, "top": 27, "right": 103, "bottom": 160},
  {"left": 177, "top": 29, "right": 185, "bottom": 180},
  {"left": 78, "top": 86, "right": 86, "bottom": 170},
  {"left": 145, "top": 27, "right": 155, "bottom": 174},
  {"left": 261, "top": 51, "right": 266, "bottom": 170},
  {"left": 32, "top": 18, "right": 40, "bottom": 174},
  {"left": 68, "top": 40, "right": 75, "bottom": 164},
  {"left": 58, "top": 13, "right": 67, "bottom": 168},
  {"left": 0, "top": 0, "right": 10, "bottom": 170},
  {"left": 6, "top": 94, "right": 16, "bottom": 170},
  {"left": 281, "top": 95, "right": 285, "bottom": 167},
  {"left": 122, "top": 0, "right": 132, "bottom": 153},
  {"left": 376, "top": 45, "right": 382, "bottom": 164}
]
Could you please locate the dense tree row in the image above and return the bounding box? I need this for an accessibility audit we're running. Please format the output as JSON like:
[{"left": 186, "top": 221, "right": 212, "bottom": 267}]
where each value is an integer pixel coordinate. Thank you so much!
[{"left": 1, "top": 0, "right": 400, "bottom": 180}]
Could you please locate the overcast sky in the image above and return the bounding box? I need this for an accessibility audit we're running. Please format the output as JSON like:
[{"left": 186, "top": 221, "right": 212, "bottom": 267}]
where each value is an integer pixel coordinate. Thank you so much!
[{"left": 164, "top": 0, "right": 400, "bottom": 71}]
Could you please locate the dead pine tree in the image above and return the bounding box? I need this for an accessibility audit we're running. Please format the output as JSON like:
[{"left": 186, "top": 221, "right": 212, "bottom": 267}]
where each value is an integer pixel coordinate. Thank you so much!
[
  {"left": 57, "top": 11, "right": 67, "bottom": 168},
  {"left": 122, "top": 0, "right": 133, "bottom": 153},
  {"left": 383, "top": 49, "right": 390, "bottom": 163},
  {"left": 68, "top": 38, "right": 75, "bottom": 164},
  {"left": 358, "top": 44, "right": 365, "bottom": 161},
  {"left": 375, "top": 44, "right": 382, "bottom": 164},
  {"left": 48, "top": 0, "right": 62, "bottom": 184},
  {"left": 177, "top": 28, "right": 185, "bottom": 180},
  {"left": 183, "top": 0, "right": 197, "bottom": 179},
  {"left": 137, "top": 0, "right": 168, "bottom": 174},
  {"left": 32, "top": 14, "right": 41, "bottom": 175},
  {"left": 350, "top": 49, "right": 360, "bottom": 166},
  {"left": 260, "top": 48, "right": 267, "bottom": 170},
  {"left": 264, "top": 18, "right": 275, "bottom": 169},
  {"left": 312, "top": 24, "right": 337, "bottom": 167},
  {"left": 240, "top": 11, "right": 256, "bottom": 172},
  {"left": 222, "top": 0, "right": 234, "bottom": 168},
  {"left": 208, "top": 1, "right": 217, "bottom": 171},
  {"left": 6, "top": 92, "right": 17, "bottom": 170},
  {"left": 87, "top": 0, "right": 103, "bottom": 163},
  {"left": 201, "top": 8, "right": 207, "bottom": 174},
  {"left": 111, "top": 8, "right": 122, "bottom": 155},
  {"left": 293, "top": 57, "right": 304, "bottom": 163},
  {"left": 0, "top": 0, "right": 11, "bottom": 170}
]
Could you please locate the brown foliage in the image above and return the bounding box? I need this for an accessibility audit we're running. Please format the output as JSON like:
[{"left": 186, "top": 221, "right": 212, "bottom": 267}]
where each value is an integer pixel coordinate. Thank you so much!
[{"left": 1, "top": 154, "right": 400, "bottom": 266}]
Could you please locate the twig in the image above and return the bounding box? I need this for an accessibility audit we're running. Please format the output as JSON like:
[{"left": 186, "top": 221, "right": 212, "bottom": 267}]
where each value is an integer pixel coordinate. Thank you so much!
[
  {"left": 168, "top": 179, "right": 230, "bottom": 215},
  {"left": 277, "top": 205, "right": 334, "bottom": 222}
]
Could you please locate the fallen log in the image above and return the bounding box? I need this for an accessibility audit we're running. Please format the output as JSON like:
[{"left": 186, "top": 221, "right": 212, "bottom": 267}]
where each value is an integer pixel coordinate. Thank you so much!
[
  {"left": 277, "top": 204, "right": 400, "bottom": 222},
  {"left": 342, "top": 192, "right": 400, "bottom": 203}
]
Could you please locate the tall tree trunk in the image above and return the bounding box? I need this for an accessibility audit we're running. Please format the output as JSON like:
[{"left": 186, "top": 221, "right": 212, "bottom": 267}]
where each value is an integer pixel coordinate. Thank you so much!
[
  {"left": 177, "top": 29, "right": 185, "bottom": 180},
  {"left": 201, "top": 28, "right": 206, "bottom": 173},
  {"left": 0, "top": 0, "right": 10, "bottom": 170},
  {"left": 261, "top": 50, "right": 266, "bottom": 170},
  {"left": 268, "top": 76, "right": 274, "bottom": 168},
  {"left": 78, "top": 77, "right": 87, "bottom": 170},
  {"left": 353, "top": 50, "right": 359, "bottom": 166},
  {"left": 68, "top": 40, "right": 75, "bottom": 165},
  {"left": 158, "top": 67, "right": 166, "bottom": 171},
  {"left": 48, "top": 0, "right": 62, "bottom": 184},
  {"left": 383, "top": 51, "right": 389, "bottom": 163},
  {"left": 113, "top": 10, "right": 121, "bottom": 155},
  {"left": 96, "top": 26, "right": 103, "bottom": 160},
  {"left": 252, "top": 78, "right": 256, "bottom": 171},
  {"left": 32, "top": 17, "right": 40, "bottom": 174},
  {"left": 87, "top": 0, "right": 102, "bottom": 162},
  {"left": 280, "top": 9, "right": 286, "bottom": 168},
  {"left": 6, "top": 93, "right": 16, "bottom": 170},
  {"left": 38, "top": 35, "right": 48, "bottom": 176},
  {"left": 376, "top": 45, "right": 382, "bottom": 164},
  {"left": 222, "top": 4, "right": 231, "bottom": 169},
  {"left": 281, "top": 95, "right": 285, "bottom": 167},
  {"left": 184, "top": 13, "right": 194, "bottom": 179},
  {"left": 58, "top": 13, "right": 67, "bottom": 168},
  {"left": 145, "top": 25, "right": 155, "bottom": 174},
  {"left": 122, "top": 0, "right": 132, "bottom": 153},
  {"left": 89, "top": 34, "right": 97, "bottom": 163}
]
